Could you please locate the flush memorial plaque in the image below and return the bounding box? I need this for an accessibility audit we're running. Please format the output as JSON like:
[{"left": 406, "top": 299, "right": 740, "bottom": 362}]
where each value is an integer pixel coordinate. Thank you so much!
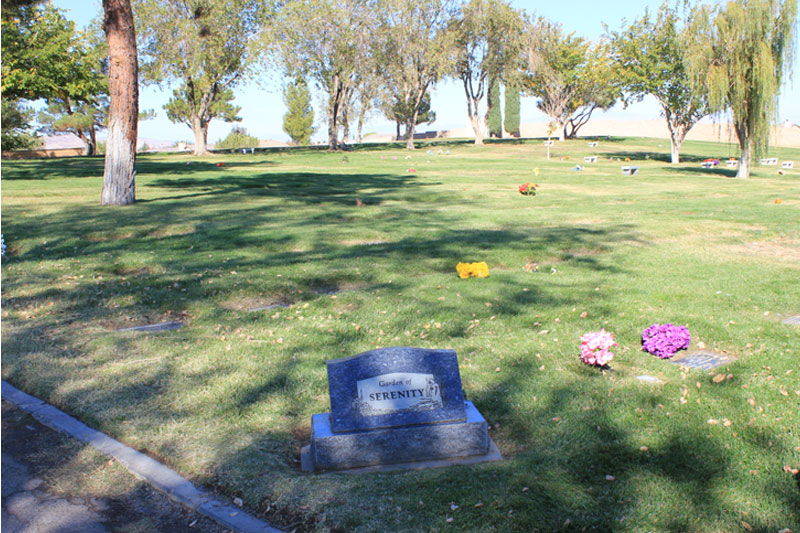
[{"left": 302, "top": 347, "right": 501, "bottom": 472}]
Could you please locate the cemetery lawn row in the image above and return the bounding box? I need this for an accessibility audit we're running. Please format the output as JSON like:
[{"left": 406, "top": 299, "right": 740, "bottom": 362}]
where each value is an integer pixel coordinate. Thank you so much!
[{"left": 2, "top": 137, "right": 799, "bottom": 532}]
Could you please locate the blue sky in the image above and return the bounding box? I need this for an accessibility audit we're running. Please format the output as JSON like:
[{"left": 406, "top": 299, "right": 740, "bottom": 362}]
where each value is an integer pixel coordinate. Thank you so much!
[{"left": 51, "top": 0, "right": 800, "bottom": 144}]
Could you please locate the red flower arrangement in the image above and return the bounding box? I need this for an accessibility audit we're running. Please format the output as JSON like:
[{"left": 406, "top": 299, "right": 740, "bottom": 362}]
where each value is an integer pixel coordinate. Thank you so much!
[{"left": 518, "top": 182, "right": 537, "bottom": 196}]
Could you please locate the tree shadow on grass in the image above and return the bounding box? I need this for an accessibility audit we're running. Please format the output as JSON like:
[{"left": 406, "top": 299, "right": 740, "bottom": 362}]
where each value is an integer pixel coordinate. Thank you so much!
[
  {"left": 603, "top": 150, "right": 709, "bottom": 164},
  {"left": 147, "top": 171, "right": 419, "bottom": 206},
  {"left": 0, "top": 156, "right": 278, "bottom": 181},
  {"left": 665, "top": 166, "right": 739, "bottom": 178}
]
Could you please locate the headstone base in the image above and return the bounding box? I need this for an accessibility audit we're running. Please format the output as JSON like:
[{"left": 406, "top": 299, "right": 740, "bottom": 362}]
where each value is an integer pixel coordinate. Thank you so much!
[{"left": 303, "top": 401, "right": 498, "bottom": 472}]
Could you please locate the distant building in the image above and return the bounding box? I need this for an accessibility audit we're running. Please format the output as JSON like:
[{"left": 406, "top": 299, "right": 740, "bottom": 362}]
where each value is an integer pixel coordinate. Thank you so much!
[{"left": 2, "top": 133, "right": 87, "bottom": 159}]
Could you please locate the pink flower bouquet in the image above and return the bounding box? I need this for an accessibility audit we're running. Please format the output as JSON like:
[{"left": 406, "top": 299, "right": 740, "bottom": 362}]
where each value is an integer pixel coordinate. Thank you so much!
[{"left": 580, "top": 329, "right": 617, "bottom": 367}]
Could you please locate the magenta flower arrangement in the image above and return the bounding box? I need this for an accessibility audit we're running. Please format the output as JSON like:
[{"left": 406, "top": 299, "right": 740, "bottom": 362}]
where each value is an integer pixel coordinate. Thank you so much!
[
  {"left": 641, "top": 323, "right": 691, "bottom": 359},
  {"left": 580, "top": 329, "right": 617, "bottom": 367}
]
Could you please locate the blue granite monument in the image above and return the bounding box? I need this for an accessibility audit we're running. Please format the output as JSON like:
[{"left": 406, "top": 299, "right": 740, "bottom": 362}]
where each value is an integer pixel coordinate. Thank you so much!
[{"left": 301, "top": 347, "right": 501, "bottom": 472}]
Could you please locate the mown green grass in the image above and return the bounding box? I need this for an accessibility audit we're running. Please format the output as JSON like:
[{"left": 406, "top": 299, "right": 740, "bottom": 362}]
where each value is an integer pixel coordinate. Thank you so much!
[{"left": 2, "top": 137, "right": 799, "bottom": 532}]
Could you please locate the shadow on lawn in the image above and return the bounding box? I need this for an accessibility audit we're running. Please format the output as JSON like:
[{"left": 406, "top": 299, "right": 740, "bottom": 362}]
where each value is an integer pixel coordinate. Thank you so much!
[{"left": 147, "top": 171, "right": 416, "bottom": 206}]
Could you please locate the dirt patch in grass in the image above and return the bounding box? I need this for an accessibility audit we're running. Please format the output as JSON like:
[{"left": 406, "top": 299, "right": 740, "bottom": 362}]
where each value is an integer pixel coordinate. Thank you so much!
[
  {"left": 726, "top": 239, "right": 800, "bottom": 265},
  {"left": 337, "top": 239, "right": 391, "bottom": 247},
  {"left": 220, "top": 294, "right": 290, "bottom": 311},
  {"left": 146, "top": 225, "right": 196, "bottom": 239},
  {"left": 84, "top": 231, "right": 136, "bottom": 242}
]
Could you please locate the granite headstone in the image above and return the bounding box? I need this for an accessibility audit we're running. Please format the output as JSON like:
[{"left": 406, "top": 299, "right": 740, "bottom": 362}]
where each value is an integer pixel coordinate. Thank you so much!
[{"left": 302, "top": 347, "right": 500, "bottom": 472}]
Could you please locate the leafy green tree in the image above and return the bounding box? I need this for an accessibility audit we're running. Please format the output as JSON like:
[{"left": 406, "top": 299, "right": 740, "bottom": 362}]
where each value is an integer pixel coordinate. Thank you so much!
[
  {"left": 1, "top": 2, "right": 102, "bottom": 101},
  {"left": 215, "top": 126, "right": 259, "bottom": 150},
  {"left": 503, "top": 82, "right": 520, "bottom": 137},
  {"left": 2, "top": 2, "right": 108, "bottom": 156},
  {"left": 452, "top": 0, "right": 526, "bottom": 145},
  {"left": 375, "top": 0, "right": 455, "bottom": 149},
  {"left": 487, "top": 76, "right": 502, "bottom": 137},
  {"left": 38, "top": 99, "right": 107, "bottom": 156},
  {"left": 1, "top": 98, "right": 41, "bottom": 150},
  {"left": 101, "top": 0, "right": 138, "bottom": 206},
  {"left": 524, "top": 20, "right": 617, "bottom": 141},
  {"left": 282, "top": 78, "right": 316, "bottom": 145},
  {"left": 687, "top": 0, "right": 797, "bottom": 178},
  {"left": 384, "top": 92, "right": 437, "bottom": 140},
  {"left": 163, "top": 84, "right": 242, "bottom": 152},
  {"left": 270, "top": 0, "right": 374, "bottom": 150},
  {"left": 606, "top": 3, "right": 710, "bottom": 163},
  {"left": 135, "top": 0, "right": 262, "bottom": 155}
]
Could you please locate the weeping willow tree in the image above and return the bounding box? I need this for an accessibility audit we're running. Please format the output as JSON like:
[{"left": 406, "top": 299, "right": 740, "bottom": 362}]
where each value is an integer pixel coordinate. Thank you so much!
[{"left": 688, "top": 0, "right": 797, "bottom": 178}]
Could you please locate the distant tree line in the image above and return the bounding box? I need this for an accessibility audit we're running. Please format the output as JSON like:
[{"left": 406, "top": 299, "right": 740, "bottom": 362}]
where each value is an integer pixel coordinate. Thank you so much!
[{"left": 1, "top": 0, "right": 796, "bottom": 204}]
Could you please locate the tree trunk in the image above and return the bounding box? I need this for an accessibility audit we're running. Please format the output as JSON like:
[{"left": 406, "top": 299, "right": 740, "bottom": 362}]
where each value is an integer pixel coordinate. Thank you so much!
[
  {"left": 735, "top": 122, "right": 751, "bottom": 178},
  {"left": 192, "top": 115, "right": 209, "bottom": 156},
  {"left": 88, "top": 127, "right": 97, "bottom": 157},
  {"left": 101, "top": 0, "right": 138, "bottom": 206},
  {"left": 327, "top": 75, "right": 341, "bottom": 150},
  {"left": 668, "top": 123, "right": 686, "bottom": 164},
  {"left": 471, "top": 114, "right": 484, "bottom": 145},
  {"left": 737, "top": 138, "right": 751, "bottom": 178},
  {"left": 405, "top": 117, "right": 416, "bottom": 150}
]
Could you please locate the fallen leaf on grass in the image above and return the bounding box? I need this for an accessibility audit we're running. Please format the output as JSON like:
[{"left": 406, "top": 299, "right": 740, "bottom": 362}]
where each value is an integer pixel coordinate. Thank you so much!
[
  {"left": 450, "top": 503, "right": 459, "bottom": 510},
  {"left": 784, "top": 465, "right": 800, "bottom": 475},
  {"left": 707, "top": 419, "right": 719, "bottom": 425},
  {"left": 605, "top": 475, "right": 616, "bottom": 481},
  {"left": 712, "top": 374, "right": 726, "bottom": 383},
  {"left": 742, "top": 521, "right": 752, "bottom": 531},
  {"left": 474, "top": 502, "right": 484, "bottom": 508}
]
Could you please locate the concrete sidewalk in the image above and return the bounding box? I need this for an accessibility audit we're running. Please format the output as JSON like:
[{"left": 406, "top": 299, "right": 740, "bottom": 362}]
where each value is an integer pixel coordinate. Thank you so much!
[{"left": 2, "top": 382, "right": 282, "bottom": 533}]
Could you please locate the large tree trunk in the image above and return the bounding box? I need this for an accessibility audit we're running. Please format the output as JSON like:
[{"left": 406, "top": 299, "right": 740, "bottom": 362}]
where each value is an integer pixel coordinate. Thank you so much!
[
  {"left": 668, "top": 124, "right": 686, "bottom": 164},
  {"left": 469, "top": 109, "right": 484, "bottom": 146},
  {"left": 192, "top": 115, "right": 209, "bottom": 156},
  {"left": 327, "top": 74, "right": 342, "bottom": 150},
  {"left": 405, "top": 117, "right": 416, "bottom": 150},
  {"left": 735, "top": 122, "right": 751, "bottom": 178},
  {"left": 101, "top": 0, "right": 138, "bottom": 206}
]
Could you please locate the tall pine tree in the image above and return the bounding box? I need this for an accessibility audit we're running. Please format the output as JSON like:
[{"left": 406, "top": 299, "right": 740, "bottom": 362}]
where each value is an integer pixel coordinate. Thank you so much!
[
  {"left": 282, "top": 78, "right": 315, "bottom": 145},
  {"left": 504, "top": 83, "right": 520, "bottom": 137},
  {"left": 487, "top": 76, "right": 502, "bottom": 138}
]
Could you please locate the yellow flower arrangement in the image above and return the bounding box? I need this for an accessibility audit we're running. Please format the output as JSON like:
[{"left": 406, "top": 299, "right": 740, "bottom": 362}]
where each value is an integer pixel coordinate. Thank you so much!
[{"left": 457, "top": 262, "right": 490, "bottom": 279}]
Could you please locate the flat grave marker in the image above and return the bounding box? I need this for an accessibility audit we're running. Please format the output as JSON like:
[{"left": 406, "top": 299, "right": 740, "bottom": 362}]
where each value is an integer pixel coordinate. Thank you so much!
[
  {"left": 117, "top": 321, "right": 183, "bottom": 332},
  {"left": 782, "top": 161, "right": 794, "bottom": 169},
  {"left": 543, "top": 140, "right": 555, "bottom": 147},
  {"left": 587, "top": 142, "right": 598, "bottom": 147},
  {"left": 726, "top": 159, "right": 738, "bottom": 168},
  {"left": 622, "top": 166, "right": 639, "bottom": 175},
  {"left": 782, "top": 315, "right": 800, "bottom": 326},
  {"left": 584, "top": 156, "right": 597, "bottom": 163},
  {"left": 667, "top": 350, "right": 736, "bottom": 370}
]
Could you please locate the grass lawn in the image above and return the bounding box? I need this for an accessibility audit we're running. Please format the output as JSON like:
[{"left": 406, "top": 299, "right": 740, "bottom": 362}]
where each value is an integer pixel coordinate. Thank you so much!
[{"left": 2, "top": 136, "right": 799, "bottom": 532}]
